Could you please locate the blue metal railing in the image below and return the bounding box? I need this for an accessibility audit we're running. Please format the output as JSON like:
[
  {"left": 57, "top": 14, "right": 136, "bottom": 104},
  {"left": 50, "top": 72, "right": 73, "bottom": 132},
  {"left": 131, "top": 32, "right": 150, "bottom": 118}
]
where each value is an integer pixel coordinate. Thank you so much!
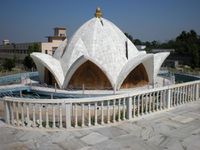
[{"left": 0, "top": 72, "right": 39, "bottom": 85}]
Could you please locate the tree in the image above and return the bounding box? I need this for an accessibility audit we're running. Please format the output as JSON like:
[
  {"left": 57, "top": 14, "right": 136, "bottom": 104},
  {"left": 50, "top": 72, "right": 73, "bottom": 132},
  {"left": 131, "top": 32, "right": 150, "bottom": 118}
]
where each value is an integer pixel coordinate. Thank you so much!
[
  {"left": 124, "top": 32, "right": 145, "bottom": 46},
  {"left": 27, "top": 43, "right": 40, "bottom": 54},
  {"left": 151, "top": 40, "right": 159, "bottom": 48},
  {"left": 175, "top": 30, "right": 200, "bottom": 67},
  {"left": 125, "top": 30, "right": 200, "bottom": 68},
  {"left": 124, "top": 32, "right": 133, "bottom": 42},
  {"left": 23, "top": 55, "right": 35, "bottom": 69},
  {"left": 133, "top": 39, "right": 142, "bottom": 45},
  {"left": 23, "top": 43, "right": 40, "bottom": 70},
  {"left": 2, "top": 58, "right": 15, "bottom": 71}
]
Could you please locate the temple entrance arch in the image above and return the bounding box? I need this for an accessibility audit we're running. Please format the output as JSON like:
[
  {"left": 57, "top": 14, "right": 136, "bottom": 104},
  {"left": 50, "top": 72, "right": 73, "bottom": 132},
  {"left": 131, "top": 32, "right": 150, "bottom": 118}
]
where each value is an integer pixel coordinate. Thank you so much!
[
  {"left": 121, "top": 63, "right": 149, "bottom": 89},
  {"left": 44, "top": 67, "right": 58, "bottom": 86},
  {"left": 67, "top": 61, "right": 112, "bottom": 90}
]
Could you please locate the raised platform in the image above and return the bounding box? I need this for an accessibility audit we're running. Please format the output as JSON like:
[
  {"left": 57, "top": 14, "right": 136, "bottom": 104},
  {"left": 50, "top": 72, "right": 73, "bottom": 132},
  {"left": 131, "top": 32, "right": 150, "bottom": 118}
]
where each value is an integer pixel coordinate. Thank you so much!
[{"left": 0, "top": 100, "right": 199, "bottom": 150}]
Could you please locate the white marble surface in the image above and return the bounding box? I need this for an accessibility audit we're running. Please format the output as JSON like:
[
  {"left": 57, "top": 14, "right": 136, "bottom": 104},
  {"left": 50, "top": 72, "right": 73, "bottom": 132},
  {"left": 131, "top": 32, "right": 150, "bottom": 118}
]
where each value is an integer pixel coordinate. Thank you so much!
[
  {"left": 31, "top": 53, "right": 64, "bottom": 87},
  {"left": 80, "top": 132, "right": 108, "bottom": 145},
  {"left": 0, "top": 100, "right": 200, "bottom": 150}
]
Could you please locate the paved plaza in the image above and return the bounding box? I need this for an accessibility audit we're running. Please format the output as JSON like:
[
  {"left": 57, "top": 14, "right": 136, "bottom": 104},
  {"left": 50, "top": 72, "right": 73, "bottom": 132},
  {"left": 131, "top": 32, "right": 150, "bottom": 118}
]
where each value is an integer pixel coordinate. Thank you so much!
[{"left": 0, "top": 101, "right": 200, "bottom": 150}]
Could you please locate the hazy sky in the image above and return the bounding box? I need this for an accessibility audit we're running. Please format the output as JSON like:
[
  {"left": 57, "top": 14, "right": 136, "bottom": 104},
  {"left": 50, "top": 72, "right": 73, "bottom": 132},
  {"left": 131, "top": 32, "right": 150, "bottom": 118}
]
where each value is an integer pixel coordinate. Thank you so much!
[{"left": 0, "top": 0, "right": 200, "bottom": 44}]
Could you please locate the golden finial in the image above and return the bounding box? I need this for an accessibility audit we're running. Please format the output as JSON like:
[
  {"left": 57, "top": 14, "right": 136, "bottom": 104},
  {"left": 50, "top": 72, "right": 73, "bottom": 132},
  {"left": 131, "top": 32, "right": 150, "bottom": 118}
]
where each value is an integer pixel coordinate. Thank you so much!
[{"left": 95, "top": 7, "right": 102, "bottom": 18}]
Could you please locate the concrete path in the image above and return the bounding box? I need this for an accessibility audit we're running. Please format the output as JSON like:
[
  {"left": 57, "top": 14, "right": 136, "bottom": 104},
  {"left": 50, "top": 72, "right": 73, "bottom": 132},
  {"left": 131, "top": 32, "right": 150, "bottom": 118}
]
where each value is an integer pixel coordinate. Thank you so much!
[{"left": 0, "top": 101, "right": 200, "bottom": 150}]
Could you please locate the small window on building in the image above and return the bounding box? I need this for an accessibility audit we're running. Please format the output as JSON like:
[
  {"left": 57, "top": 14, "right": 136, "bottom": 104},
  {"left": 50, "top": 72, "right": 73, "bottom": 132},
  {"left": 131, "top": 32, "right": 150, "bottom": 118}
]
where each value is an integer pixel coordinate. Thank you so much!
[
  {"left": 45, "top": 50, "right": 48, "bottom": 54},
  {"left": 125, "top": 41, "right": 128, "bottom": 59},
  {"left": 52, "top": 47, "right": 57, "bottom": 55},
  {"left": 59, "top": 34, "right": 65, "bottom": 37}
]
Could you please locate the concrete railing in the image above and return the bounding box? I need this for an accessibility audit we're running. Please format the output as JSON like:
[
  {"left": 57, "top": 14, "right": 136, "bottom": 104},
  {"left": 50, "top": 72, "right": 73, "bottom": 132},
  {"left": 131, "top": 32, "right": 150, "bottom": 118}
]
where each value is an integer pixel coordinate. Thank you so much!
[{"left": 2, "top": 80, "right": 200, "bottom": 129}]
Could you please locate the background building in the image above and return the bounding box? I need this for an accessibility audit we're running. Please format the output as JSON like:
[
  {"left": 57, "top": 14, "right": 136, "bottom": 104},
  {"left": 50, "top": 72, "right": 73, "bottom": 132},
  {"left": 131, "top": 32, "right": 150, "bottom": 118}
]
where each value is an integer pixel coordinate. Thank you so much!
[
  {"left": 0, "top": 41, "right": 39, "bottom": 63},
  {"left": 135, "top": 45, "right": 146, "bottom": 51},
  {"left": 0, "top": 27, "right": 66, "bottom": 63},
  {"left": 42, "top": 27, "right": 66, "bottom": 55}
]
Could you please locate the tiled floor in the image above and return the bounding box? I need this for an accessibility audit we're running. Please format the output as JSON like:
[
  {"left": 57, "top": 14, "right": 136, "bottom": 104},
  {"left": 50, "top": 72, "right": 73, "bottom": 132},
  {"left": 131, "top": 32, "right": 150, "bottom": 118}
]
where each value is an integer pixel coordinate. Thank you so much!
[{"left": 0, "top": 100, "right": 200, "bottom": 150}]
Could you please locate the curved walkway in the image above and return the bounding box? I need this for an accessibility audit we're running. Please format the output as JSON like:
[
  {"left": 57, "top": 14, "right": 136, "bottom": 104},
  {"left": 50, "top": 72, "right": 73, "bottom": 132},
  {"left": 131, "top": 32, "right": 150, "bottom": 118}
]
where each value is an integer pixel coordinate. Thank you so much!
[{"left": 0, "top": 100, "right": 200, "bottom": 150}]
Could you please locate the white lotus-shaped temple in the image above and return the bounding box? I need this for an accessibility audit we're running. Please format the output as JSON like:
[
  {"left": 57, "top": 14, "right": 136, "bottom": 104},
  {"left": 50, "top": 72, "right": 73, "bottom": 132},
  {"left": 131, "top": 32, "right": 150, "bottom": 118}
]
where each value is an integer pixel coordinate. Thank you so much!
[{"left": 31, "top": 8, "right": 169, "bottom": 90}]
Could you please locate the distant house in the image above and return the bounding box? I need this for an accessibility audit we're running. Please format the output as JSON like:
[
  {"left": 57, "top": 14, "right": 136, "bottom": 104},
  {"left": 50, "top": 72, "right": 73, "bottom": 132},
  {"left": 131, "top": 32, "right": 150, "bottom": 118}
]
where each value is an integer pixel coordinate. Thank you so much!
[
  {"left": 135, "top": 45, "right": 146, "bottom": 50},
  {"left": 0, "top": 28, "right": 67, "bottom": 63}
]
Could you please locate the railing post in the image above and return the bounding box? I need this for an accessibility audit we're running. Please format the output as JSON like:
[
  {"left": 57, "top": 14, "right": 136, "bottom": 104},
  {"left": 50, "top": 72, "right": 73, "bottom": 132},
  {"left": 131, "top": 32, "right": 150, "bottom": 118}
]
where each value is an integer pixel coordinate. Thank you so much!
[
  {"left": 164, "top": 90, "right": 167, "bottom": 108},
  {"left": 74, "top": 104, "right": 78, "bottom": 127},
  {"left": 10, "top": 102, "right": 14, "bottom": 125},
  {"left": 107, "top": 101, "right": 110, "bottom": 123},
  {"left": 32, "top": 104, "right": 36, "bottom": 127},
  {"left": 126, "top": 97, "right": 132, "bottom": 119},
  {"left": 137, "top": 95, "right": 140, "bottom": 116},
  {"left": 118, "top": 99, "right": 121, "bottom": 121},
  {"left": 21, "top": 103, "right": 24, "bottom": 127},
  {"left": 160, "top": 91, "right": 163, "bottom": 110},
  {"left": 39, "top": 105, "right": 43, "bottom": 128},
  {"left": 81, "top": 103, "right": 85, "bottom": 127},
  {"left": 16, "top": 102, "right": 19, "bottom": 126},
  {"left": 26, "top": 103, "right": 30, "bottom": 127},
  {"left": 180, "top": 87, "right": 183, "bottom": 104},
  {"left": 144, "top": 94, "right": 147, "bottom": 114},
  {"left": 192, "top": 84, "right": 195, "bottom": 101},
  {"left": 112, "top": 100, "right": 116, "bottom": 123},
  {"left": 52, "top": 105, "right": 56, "bottom": 128},
  {"left": 167, "top": 88, "right": 171, "bottom": 109},
  {"left": 149, "top": 94, "right": 152, "bottom": 113},
  {"left": 94, "top": 102, "right": 98, "bottom": 125},
  {"left": 4, "top": 100, "right": 10, "bottom": 124},
  {"left": 156, "top": 92, "right": 159, "bottom": 111},
  {"left": 184, "top": 86, "right": 186, "bottom": 103},
  {"left": 59, "top": 103, "right": 63, "bottom": 128},
  {"left": 133, "top": 96, "right": 135, "bottom": 117},
  {"left": 189, "top": 85, "right": 191, "bottom": 102},
  {"left": 101, "top": 101, "right": 104, "bottom": 125},
  {"left": 123, "top": 98, "right": 126, "bottom": 120},
  {"left": 65, "top": 103, "right": 71, "bottom": 129},
  {"left": 152, "top": 92, "right": 155, "bottom": 112},
  {"left": 45, "top": 104, "right": 49, "bottom": 128},
  {"left": 196, "top": 84, "right": 199, "bottom": 101},
  {"left": 141, "top": 95, "right": 144, "bottom": 115},
  {"left": 88, "top": 103, "right": 91, "bottom": 126}
]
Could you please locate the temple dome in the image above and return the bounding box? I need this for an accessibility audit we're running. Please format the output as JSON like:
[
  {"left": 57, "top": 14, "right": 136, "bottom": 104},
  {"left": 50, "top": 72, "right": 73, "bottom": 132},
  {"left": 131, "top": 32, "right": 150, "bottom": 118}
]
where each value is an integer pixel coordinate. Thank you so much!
[
  {"left": 61, "top": 17, "right": 143, "bottom": 85},
  {"left": 31, "top": 8, "right": 169, "bottom": 90}
]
